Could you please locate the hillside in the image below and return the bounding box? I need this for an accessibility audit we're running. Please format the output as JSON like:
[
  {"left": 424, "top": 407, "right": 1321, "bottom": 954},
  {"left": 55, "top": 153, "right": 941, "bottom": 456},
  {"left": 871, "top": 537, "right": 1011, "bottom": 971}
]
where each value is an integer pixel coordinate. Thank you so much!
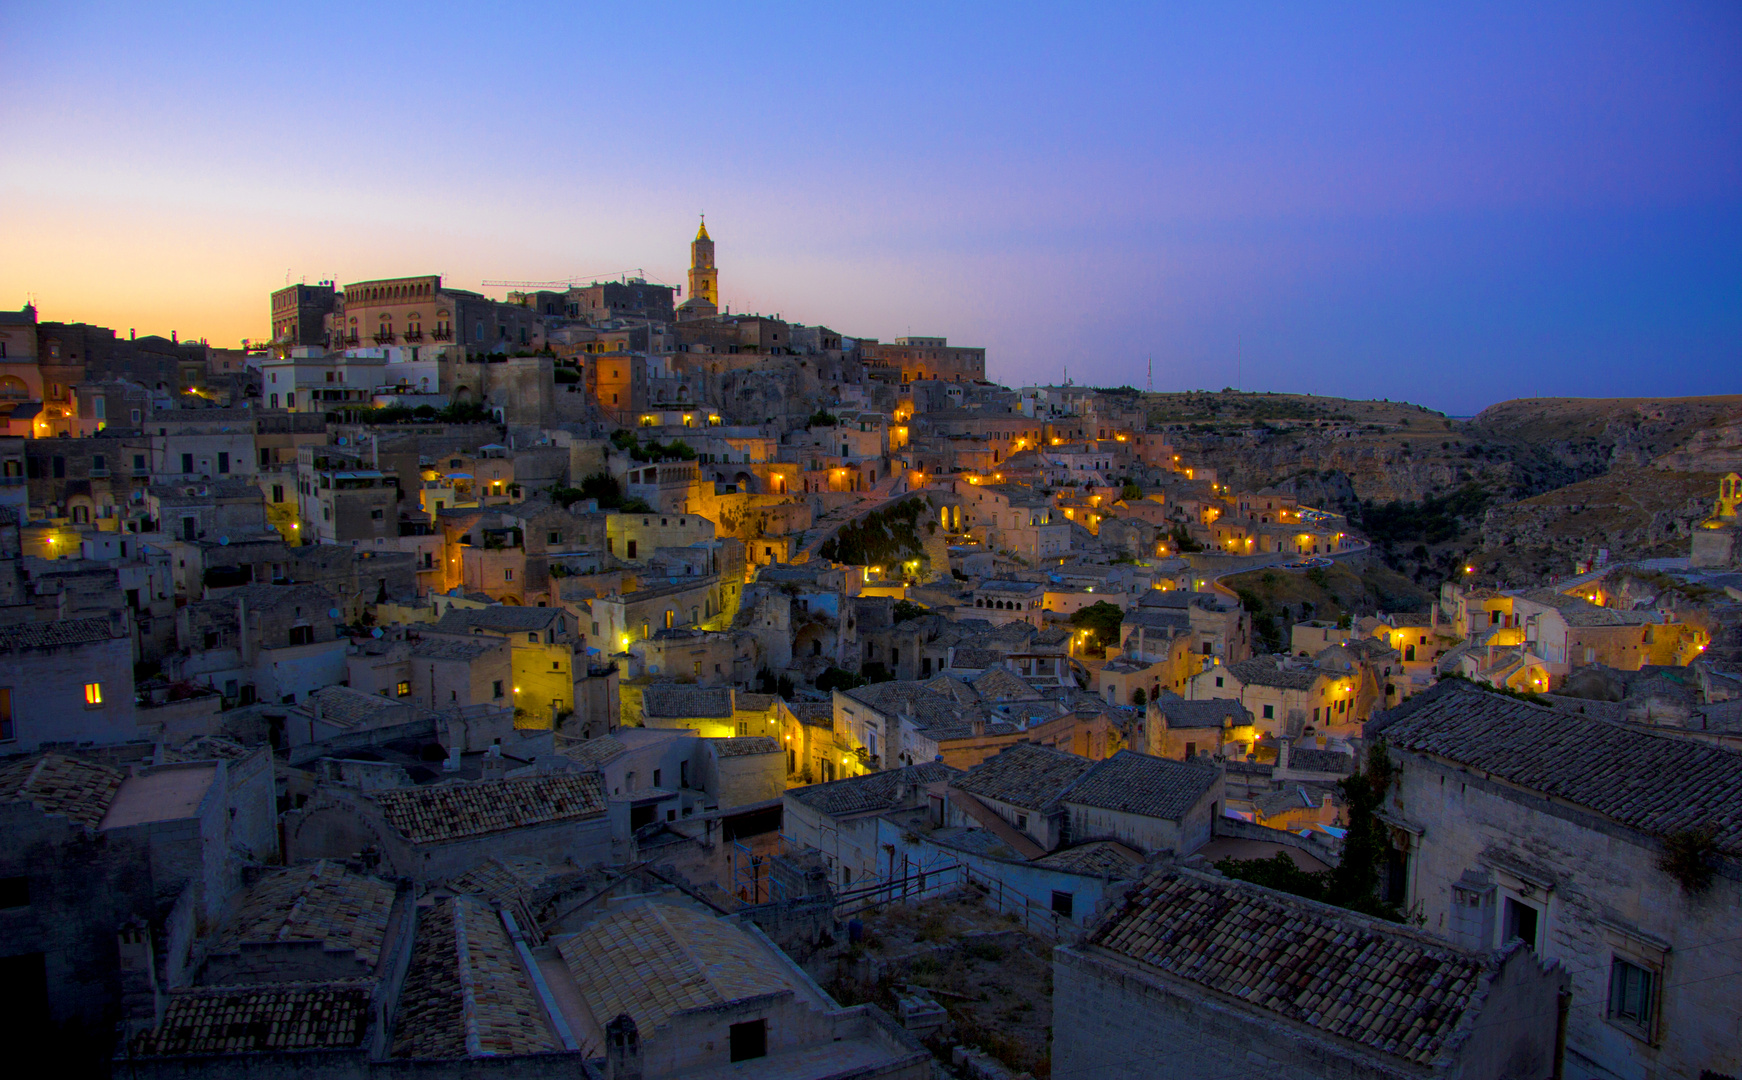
[{"left": 1137, "top": 390, "right": 1741, "bottom": 588}]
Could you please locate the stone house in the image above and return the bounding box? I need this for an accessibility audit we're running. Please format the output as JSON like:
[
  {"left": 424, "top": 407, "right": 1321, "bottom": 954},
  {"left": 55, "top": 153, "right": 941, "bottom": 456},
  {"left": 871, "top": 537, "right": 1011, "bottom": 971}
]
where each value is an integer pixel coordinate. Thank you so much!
[
  {"left": 1053, "top": 868, "right": 1567, "bottom": 1080},
  {"left": 1189, "top": 654, "right": 1356, "bottom": 736},
  {"left": 425, "top": 604, "right": 588, "bottom": 727},
  {"left": 784, "top": 761, "right": 959, "bottom": 888},
  {"left": 171, "top": 582, "right": 347, "bottom": 705},
  {"left": 1367, "top": 680, "right": 1742, "bottom": 1080},
  {"left": 1142, "top": 692, "right": 1256, "bottom": 762},
  {"left": 285, "top": 771, "right": 611, "bottom": 882},
  {"left": 0, "top": 615, "right": 137, "bottom": 751},
  {"left": 0, "top": 749, "right": 276, "bottom": 1066}
]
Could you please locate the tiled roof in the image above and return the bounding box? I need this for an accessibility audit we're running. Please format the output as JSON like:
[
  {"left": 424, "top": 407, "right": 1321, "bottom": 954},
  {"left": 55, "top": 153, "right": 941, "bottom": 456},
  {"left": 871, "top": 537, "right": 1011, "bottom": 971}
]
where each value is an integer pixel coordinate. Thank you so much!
[
  {"left": 218, "top": 861, "right": 396, "bottom": 969},
  {"left": 1058, "top": 750, "right": 1220, "bottom": 821},
  {"left": 1034, "top": 840, "right": 1146, "bottom": 878},
  {"left": 641, "top": 685, "right": 734, "bottom": 719},
  {"left": 922, "top": 675, "right": 981, "bottom": 703},
  {"left": 787, "top": 762, "right": 958, "bottom": 817},
  {"left": 970, "top": 667, "right": 1036, "bottom": 702},
  {"left": 1151, "top": 693, "right": 1252, "bottom": 729},
  {"left": 710, "top": 735, "right": 780, "bottom": 757},
  {"left": 432, "top": 605, "right": 561, "bottom": 635},
  {"left": 737, "top": 692, "right": 778, "bottom": 712},
  {"left": 948, "top": 647, "right": 1002, "bottom": 670},
  {"left": 1092, "top": 868, "right": 1490, "bottom": 1066},
  {"left": 843, "top": 681, "right": 967, "bottom": 727},
  {"left": 411, "top": 636, "right": 504, "bottom": 661},
  {"left": 133, "top": 985, "right": 372, "bottom": 1056},
  {"left": 0, "top": 616, "right": 120, "bottom": 652},
  {"left": 1227, "top": 657, "right": 1324, "bottom": 691},
  {"left": 1256, "top": 786, "right": 1318, "bottom": 818},
  {"left": 372, "top": 774, "right": 606, "bottom": 845},
  {"left": 1517, "top": 588, "right": 1658, "bottom": 626},
  {"left": 787, "top": 702, "right": 835, "bottom": 727},
  {"left": 0, "top": 754, "right": 124, "bottom": 828},
  {"left": 303, "top": 685, "right": 424, "bottom": 730},
  {"left": 952, "top": 742, "right": 1094, "bottom": 811},
  {"left": 556, "top": 901, "right": 793, "bottom": 1035},
  {"left": 1286, "top": 746, "right": 1356, "bottom": 775},
  {"left": 1370, "top": 680, "right": 1742, "bottom": 854},
  {"left": 563, "top": 734, "right": 626, "bottom": 767},
  {"left": 392, "top": 895, "right": 557, "bottom": 1059},
  {"left": 447, "top": 857, "right": 557, "bottom": 911}
]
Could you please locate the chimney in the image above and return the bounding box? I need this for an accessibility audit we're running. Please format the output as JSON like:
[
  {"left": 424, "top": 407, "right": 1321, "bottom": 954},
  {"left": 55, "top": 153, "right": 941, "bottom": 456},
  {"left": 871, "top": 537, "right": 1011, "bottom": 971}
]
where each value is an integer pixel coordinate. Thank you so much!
[
  {"left": 481, "top": 743, "right": 507, "bottom": 781},
  {"left": 971, "top": 717, "right": 986, "bottom": 737},
  {"left": 1277, "top": 738, "right": 1291, "bottom": 774}
]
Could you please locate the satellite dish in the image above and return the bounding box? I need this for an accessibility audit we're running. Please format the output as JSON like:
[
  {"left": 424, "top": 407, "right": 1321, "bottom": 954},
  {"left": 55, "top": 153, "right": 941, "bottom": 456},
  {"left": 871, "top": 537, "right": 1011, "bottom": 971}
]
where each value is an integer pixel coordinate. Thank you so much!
[
  {"left": 371, "top": 628, "right": 384, "bottom": 638},
  {"left": 328, "top": 607, "right": 341, "bottom": 619},
  {"left": 219, "top": 536, "right": 230, "bottom": 546}
]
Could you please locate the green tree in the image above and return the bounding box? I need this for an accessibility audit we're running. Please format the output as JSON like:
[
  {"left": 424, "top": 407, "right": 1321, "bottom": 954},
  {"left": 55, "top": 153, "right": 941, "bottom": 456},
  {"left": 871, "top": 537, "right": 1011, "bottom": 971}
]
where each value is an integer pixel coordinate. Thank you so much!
[
  {"left": 1069, "top": 601, "right": 1125, "bottom": 654},
  {"left": 1120, "top": 482, "right": 1144, "bottom": 502},
  {"left": 806, "top": 410, "right": 839, "bottom": 428},
  {"left": 892, "top": 599, "right": 928, "bottom": 624}
]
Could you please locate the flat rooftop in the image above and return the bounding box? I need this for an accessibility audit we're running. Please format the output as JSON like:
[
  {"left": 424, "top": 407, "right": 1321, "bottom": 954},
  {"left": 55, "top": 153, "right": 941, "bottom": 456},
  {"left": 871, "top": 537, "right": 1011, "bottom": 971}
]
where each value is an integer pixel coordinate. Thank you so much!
[{"left": 100, "top": 764, "right": 216, "bottom": 829}]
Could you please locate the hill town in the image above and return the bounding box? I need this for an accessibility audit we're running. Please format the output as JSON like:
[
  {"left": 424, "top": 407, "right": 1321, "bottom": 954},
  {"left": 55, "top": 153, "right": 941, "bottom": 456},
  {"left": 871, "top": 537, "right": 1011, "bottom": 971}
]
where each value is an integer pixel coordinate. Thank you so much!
[{"left": 1, "top": 223, "right": 1739, "bottom": 1079}]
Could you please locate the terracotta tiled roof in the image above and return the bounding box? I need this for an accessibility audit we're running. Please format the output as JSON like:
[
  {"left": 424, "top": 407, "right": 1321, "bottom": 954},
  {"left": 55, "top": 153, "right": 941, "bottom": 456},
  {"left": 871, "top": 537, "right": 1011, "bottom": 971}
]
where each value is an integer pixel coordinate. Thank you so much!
[
  {"left": 392, "top": 895, "right": 557, "bottom": 1059},
  {"left": 787, "top": 762, "right": 958, "bottom": 817},
  {"left": 371, "top": 774, "right": 606, "bottom": 845},
  {"left": 641, "top": 685, "right": 734, "bottom": 718},
  {"left": 1092, "top": 869, "right": 1489, "bottom": 1066},
  {"left": 411, "top": 636, "right": 505, "bottom": 661},
  {"left": 953, "top": 742, "right": 1093, "bottom": 811},
  {"left": 970, "top": 667, "right": 1037, "bottom": 702},
  {"left": 563, "top": 734, "right": 626, "bottom": 767},
  {"left": 133, "top": 984, "right": 372, "bottom": 1056},
  {"left": 710, "top": 735, "right": 780, "bottom": 758},
  {"left": 302, "top": 685, "right": 425, "bottom": 730},
  {"left": 218, "top": 861, "right": 396, "bottom": 970},
  {"left": 1227, "top": 656, "right": 1325, "bottom": 691},
  {"left": 0, "top": 754, "right": 124, "bottom": 828},
  {"left": 1370, "top": 680, "right": 1742, "bottom": 854},
  {"left": 0, "top": 616, "right": 120, "bottom": 651},
  {"left": 556, "top": 901, "right": 793, "bottom": 1035},
  {"left": 1058, "top": 750, "right": 1219, "bottom": 821},
  {"left": 1034, "top": 840, "right": 1146, "bottom": 878},
  {"left": 1151, "top": 693, "right": 1252, "bottom": 730}
]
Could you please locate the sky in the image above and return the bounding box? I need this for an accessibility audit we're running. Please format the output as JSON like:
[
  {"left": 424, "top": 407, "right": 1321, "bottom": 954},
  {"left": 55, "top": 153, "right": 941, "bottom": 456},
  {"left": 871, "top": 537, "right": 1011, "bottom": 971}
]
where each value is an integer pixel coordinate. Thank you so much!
[{"left": 1, "top": 2, "right": 1738, "bottom": 415}]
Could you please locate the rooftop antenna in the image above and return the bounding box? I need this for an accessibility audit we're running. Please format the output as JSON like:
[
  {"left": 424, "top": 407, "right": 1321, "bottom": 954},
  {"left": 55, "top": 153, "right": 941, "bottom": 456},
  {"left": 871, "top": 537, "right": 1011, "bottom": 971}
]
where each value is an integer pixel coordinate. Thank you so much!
[
  {"left": 1237, "top": 332, "right": 1242, "bottom": 392},
  {"left": 1147, "top": 355, "right": 1153, "bottom": 391}
]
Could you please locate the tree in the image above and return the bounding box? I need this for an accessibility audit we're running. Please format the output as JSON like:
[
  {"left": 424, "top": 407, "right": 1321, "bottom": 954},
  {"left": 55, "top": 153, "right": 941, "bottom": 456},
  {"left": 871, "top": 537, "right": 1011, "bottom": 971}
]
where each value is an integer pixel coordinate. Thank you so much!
[
  {"left": 1120, "top": 482, "right": 1144, "bottom": 502},
  {"left": 892, "top": 599, "right": 928, "bottom": 624},
  {"left": 1069, "top": 601, "right": 1125, "bottom": 654},
  {"left": 815, "top": 666, "right": 865, "bottom": 693},
  {"left": 1131, "top": 687, "right": 1147, "bottom": 707},
  {"left": 806, "top": 410, "right": 839, "bottom": 429},
  {"left": 1169, "top": 524, "right": 1204, "bottom": 553}
]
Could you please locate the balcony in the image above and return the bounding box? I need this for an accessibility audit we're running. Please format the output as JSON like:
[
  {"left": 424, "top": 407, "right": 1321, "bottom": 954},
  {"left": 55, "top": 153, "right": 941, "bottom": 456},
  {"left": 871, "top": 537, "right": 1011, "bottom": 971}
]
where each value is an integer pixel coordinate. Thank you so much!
[
  {"left": 342, "top": 333, "right": 359, "bottom": 346},
  {"left": 403, "top": 329, "right": 424, "bottom": 342},
  {"left": 429, "top": 327, "right": 453, "bottom": 341},
  {"left": 372, "top": 332, "right": 396, "bottom": 345}
]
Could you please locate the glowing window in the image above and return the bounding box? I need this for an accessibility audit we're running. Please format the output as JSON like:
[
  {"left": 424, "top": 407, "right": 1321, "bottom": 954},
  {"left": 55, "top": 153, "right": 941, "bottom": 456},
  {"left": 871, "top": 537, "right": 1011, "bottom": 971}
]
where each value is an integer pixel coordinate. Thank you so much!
[{"left": 84, "top": 683, "right": 103, "bottom": 706}]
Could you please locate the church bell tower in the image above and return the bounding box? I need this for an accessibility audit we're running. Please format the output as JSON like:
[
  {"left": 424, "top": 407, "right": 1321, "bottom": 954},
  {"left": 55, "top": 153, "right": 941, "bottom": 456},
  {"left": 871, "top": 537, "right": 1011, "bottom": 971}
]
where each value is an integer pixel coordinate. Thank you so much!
[{"left": 682, "top": 217, "right": 719, "bottom": 318}]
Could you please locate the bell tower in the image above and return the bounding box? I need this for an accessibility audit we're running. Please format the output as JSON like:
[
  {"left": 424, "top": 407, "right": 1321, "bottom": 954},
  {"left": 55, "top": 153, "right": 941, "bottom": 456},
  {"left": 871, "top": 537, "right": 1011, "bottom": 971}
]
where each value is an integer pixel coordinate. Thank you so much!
[{"left": 685, "top": 217, "right": 718, "bottom": 316}]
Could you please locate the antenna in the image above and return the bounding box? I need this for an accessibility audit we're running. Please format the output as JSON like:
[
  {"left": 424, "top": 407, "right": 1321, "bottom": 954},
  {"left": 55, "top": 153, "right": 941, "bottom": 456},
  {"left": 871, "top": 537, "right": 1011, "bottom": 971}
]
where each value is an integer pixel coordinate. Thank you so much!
[{"left": 1147, "top": 355, "right": 1153, "bottom": 392}]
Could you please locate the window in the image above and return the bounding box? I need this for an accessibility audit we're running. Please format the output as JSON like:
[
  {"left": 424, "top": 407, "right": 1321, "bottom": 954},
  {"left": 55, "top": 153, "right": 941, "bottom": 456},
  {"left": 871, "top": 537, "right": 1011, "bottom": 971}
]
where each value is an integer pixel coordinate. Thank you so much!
[
  {"left": 288, "top": 626, "right": 314, "bottom": 646},
  {"left": 1608, "top": 957, "right": 1657, "bottom": 1039},
  {"left": 503, "top": 568, "right": 513, "bottom": 581},
  {"left": 0, "top": 688, "right": 10, "bottom": 742},
  {"left": 1262, "top": 704, "right": 1274, "bottom": 720},
  {"left": 1016, "top": 813, "right": 1029, "bottom": 831},
  {"left": 371, "top": 508, "right": 384, "bottom": 520},
  {"left": 493, "top": 680, "right": 505, "bottom": 699},
  {"left": 133, "top": 454, "right": 146, "bottom": 471},
  {"left": 217, "top": 452, "right": 229, "bottom": 474},
  {"left": 0, "top": 876, "right": 27, "bottom": 909},
  {"left": 626, "top": 539, "right": 637, "bottom": 559},
  {"left": 653, "top": 769, "right": 662, "bottom": 787},
  {"left": 395, "top": 681, "right": 411, "bottom": 698},
  {"left": 1051, "top": 890, "right": 1074, "bottom": 918},
  {"left": 548, "top": 530, "right": 562, "bottom": 545},
  {"left": 181, "top": 453, "right": 194, "bottom": 474},
  {"left": 728, "top": 1020, "right": 767, "bottom": 1063},
  {"left": 84, "top": 682, "right": 103, "bottom": 707},
  {"left": 1215, "top": 676, "right": 1224, "bottom": 688},
  {"left": 1502, "top": 896, "right": 1540, "bottom": 950}
]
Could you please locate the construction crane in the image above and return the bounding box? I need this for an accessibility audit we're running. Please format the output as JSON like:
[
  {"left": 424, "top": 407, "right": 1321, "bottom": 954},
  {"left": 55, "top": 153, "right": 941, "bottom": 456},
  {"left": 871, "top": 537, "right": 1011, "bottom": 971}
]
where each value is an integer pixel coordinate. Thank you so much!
[{"left": 479, "top": 268, "right": 678, "bottom": 290}]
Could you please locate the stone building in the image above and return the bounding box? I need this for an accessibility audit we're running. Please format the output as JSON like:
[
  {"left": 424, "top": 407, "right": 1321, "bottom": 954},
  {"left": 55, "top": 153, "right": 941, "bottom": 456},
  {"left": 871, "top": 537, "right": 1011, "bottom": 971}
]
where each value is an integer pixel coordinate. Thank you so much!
[
  {"left": 1368, "top": 680, "right": 1742, "bottom": 1080},
  {"left": 268, "top": 281, "right": 338, "bottom": 349},
  {"left": 1053, "top": 867, "right": 1567, "bottom": 1080},
  {"left": 0, "top": 615, "right": 137, "bottom": 751},
  {"left": 285, "top": 772, "right": 610, "bottom": 882}
]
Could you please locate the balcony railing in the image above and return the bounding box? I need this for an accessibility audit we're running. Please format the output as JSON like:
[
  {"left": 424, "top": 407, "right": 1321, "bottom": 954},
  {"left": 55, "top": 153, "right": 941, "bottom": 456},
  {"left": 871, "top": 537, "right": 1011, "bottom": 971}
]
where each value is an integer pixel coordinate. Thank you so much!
[
  {"left": 429, "top": 327, "right": 453, "bottom": 341},
  {"left": 403, "top": 329, "right": 424, "bottom": 342},
  {"left": 372, "top": 332, "right": 396, "bottom": 344},
  {"left": 342, "top": 333, "right": 360, "bottom": 346}
]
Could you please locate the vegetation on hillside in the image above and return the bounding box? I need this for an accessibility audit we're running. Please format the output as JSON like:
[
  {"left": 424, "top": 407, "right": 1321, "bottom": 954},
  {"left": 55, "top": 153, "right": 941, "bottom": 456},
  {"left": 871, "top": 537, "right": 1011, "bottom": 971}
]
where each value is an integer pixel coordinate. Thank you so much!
[{"left": 820, "top": 498, "right": 929, "bottom": 567}]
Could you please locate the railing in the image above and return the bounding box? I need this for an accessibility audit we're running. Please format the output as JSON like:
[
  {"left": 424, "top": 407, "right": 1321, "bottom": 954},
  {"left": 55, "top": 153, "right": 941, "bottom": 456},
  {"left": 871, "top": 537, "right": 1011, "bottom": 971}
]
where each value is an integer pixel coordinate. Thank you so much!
[
  {"left": 959, "top": 864, "right": 1070, "bottom": 940},
  {"left": 343, "top": 333, "right": 360, "bottom": 346},
  {"left": 834, "top": 859, "right": 966, "bottom": 918},
  {"left": 402, "top": 329, "right": 424, "bottom": 342},
  {"left": 372, "top": 332, "right": 396, "bottom": 344},
  {"left": 429, "top": 328, "right": 452, "bottom": 341}
]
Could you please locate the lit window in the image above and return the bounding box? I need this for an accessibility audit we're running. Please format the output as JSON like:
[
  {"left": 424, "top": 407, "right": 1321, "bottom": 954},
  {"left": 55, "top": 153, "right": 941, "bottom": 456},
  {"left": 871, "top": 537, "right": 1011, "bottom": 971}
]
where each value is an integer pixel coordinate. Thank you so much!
[
  {"left": 395, "top": 681, "right": 411, "bottom": 698},
  {"left": 84, "top": 683, "right": 103, "bottom": 706}
]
